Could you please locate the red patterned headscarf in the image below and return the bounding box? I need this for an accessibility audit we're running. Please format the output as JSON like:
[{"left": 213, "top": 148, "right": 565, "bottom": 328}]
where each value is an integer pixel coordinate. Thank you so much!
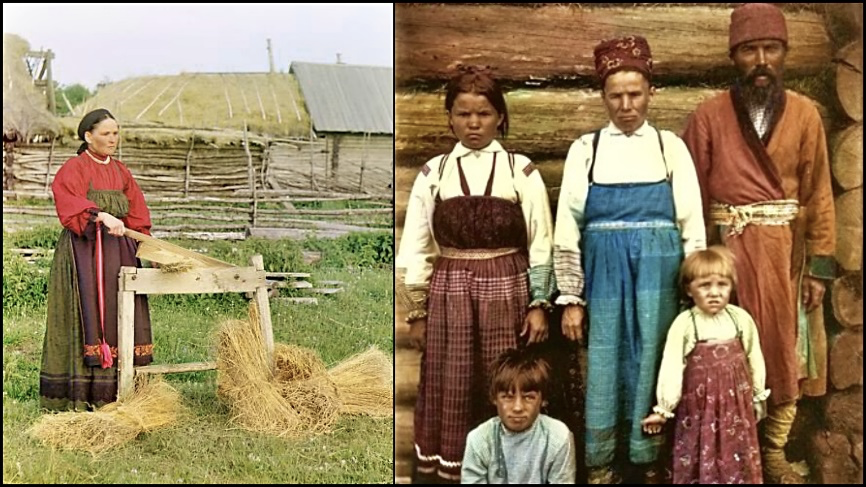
[{"left": 593, "top": 35, "right": 653, "bottom": 83}]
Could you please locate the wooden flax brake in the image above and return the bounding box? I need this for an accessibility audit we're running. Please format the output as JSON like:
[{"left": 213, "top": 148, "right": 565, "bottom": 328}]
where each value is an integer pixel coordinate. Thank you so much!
[{"left": 115, "top": 232, "right": 274, "bottom": 400}]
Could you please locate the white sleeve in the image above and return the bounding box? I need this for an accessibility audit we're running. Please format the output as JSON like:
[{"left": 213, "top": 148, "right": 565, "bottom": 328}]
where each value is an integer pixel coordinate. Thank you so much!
[
  {"left": 396, "top": 163, "right": 439, "bottom": 317},
  {"left": 515, "top": 154, "right": 555, "bottom": 305},
  {"left": 553, "top": 137, "right": 591, "bottom": 305},
  {"left": 654, "top": 312, "right": 693, "bottom": 416},
  {"left": 665, "top": 131, "right": 706, "bottom": 255}
]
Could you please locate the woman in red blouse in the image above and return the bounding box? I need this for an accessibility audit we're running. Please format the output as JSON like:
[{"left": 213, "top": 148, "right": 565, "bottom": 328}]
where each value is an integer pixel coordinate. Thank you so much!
[{"left": 40, "top": 109, "right": 155, "bottom": 411}]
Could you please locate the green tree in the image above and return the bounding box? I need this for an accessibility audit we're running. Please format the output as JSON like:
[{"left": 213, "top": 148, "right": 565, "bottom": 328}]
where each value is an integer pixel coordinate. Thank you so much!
[{"left": 53, "top": 83, "right": 92, "bottom": 116}]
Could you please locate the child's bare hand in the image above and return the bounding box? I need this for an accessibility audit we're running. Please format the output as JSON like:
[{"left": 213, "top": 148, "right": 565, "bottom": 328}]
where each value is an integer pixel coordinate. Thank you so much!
[{"left": 641, "top": 413, "right": 667, "bottom": 435}]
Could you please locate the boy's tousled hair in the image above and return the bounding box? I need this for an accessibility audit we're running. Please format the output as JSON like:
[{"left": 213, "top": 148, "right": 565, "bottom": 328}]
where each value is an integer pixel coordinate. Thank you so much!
[
  {"left": 679, "top": 245, "right": 738, "bottom": 295},
  {"left": 488, "top": 348, "right": 551, "bottom": 403}
]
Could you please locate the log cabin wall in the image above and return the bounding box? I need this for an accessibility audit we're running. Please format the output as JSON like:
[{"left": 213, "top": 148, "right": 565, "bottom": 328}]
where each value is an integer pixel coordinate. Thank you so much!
[{"left": 395, "top": 3, "right": 862, "bottom": 483}]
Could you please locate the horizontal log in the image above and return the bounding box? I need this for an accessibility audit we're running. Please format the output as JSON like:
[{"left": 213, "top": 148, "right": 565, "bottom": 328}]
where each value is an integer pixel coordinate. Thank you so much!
[
  {"left": 395, "top": 4, "right": 831, "bottom": 86},
  {"left": 829, "top": 330, "right": 863, "bottom": 390},
  {"left": 398, "top": 87, "right": 717, "bottom": 163},
  {"left": 832, "top": 273, "right": 863, "bottom": 328},
  {"left": 835, "top": 189, "right": 863, "bottom": 272},
  {"left": 395, "top": 404, "right": 415, "bottom": 466},
  {"left": 150, "top": 231, "right": 245, "bottom": 241},
  {"left": 267, "top": 280, "right": 312, "bottom": 289},
  {"left": 836, "top": 41, "right": 863, "bottom": 122},
  {"left": 832, "top": 123, "right": 863, "bottom": 191},
  {"left": 246, "top": 227, "right": 369, "bottom": 240},
  {"left": 809, "top": 429, "right": 860, "bottom": 485},
  {"left": 154, "top": 224, "right": 247, "bottom": 231},
  {"left": 824, "top": 387, "right": 864, "bottom": 436},
  {"left": 152, "top": 212, "right": 248, "bottom": 223},
  {"left": 274, "top": 297, "right": 319, "bottom": 305},
  {"left": 396, "top": 347, "right": 420, "bottom": 407},
  {"left": 264, "top": 272, "right": 312, "bottom": 279},
  {"left": 135, "top": 361, "right": 217, "bottom": 375},
  {"left": 308, "top": 288, "right": 343, "bottom": 295},
  {"left": 119, "top": 266, "right": 265, "bottom": 295},
  {"left": 397, "top": 87, "right": 830, "bottom": 164}
]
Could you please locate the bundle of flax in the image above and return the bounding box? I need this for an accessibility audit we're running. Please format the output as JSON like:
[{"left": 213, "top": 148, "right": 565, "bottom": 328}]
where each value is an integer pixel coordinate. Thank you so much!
[
  {"left": 27, "top": 378, "right": 184, "bottom": 455},
  {"left": 216, "top": 304, "right": 340, "bottom": 437},
  {"left": 328, "top": 346, "right": 393, "bottom": 418},
  {"left": 216, "top": 303, "right": 393, "bottom": 438}
]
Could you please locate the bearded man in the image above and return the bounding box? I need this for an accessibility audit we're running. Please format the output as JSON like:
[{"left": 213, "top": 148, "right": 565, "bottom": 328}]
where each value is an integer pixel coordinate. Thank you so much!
[{"left": 682, "top": 3, "right": 835, "bottom": 484}]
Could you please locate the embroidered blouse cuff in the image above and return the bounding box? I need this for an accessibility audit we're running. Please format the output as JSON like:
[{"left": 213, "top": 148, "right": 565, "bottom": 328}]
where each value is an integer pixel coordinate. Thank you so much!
[
  {"left": 753, "top": 389, "right": 771, "bottom": 403},
  {"left": 397, "top": 279, "right": 429, "bottom": 323},
  {"left": 406, "top": 309, "right": 428, "bottom": 324},
  {"left": 555, "top": 295, "right": 586, "bottom": 307},
  {"left": 528, "top": 299, "right": 553, "bottom": 311},
  {"left": 653, "top": 405, "right": 676, "bottom": 419}
]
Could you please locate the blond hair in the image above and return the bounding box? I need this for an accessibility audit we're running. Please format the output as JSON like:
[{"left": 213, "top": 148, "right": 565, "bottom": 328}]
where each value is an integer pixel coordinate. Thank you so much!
[{"left": 679, "top": 245, "right": 737, "bottom": 295}]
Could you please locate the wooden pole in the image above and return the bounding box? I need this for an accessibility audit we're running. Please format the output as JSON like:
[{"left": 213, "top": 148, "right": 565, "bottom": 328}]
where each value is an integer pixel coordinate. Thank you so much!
[
  {"left": 117, "top": 266, "right": 137, "bottom": 400},
  {"left": 184, "top": 132, "right": 195, "bottom": 198},
  {"left": 359, "top": 132, "right": 368, "bottom": 192},
  {"left": 267, "top": 38, "right": 275, "bottom": 74},
  {"left": 309, "top": 118, "right": 315, "bottom": 190},
  {"left": 244, "top": 121, "right": 257, "bottom": 228},
  {"left": 45, "top": 50, "right": 56, "bottom": 115},
  {"left": 251, "top": 254, "right": 274, "bottom": 370},
  {"left": 44, "top": 137, "right": 55, "bottom": 192}
]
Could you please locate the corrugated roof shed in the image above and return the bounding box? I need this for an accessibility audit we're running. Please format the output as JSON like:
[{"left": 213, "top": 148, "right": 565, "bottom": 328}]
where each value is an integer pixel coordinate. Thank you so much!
[{"left": 290, "top": 62, "right": 393, "bottom": 135}]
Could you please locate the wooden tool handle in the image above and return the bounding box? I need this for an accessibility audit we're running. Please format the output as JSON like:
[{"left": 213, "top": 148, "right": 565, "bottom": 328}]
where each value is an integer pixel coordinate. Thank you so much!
[{"left": 123, "top": 228, "right": 153, "bottom": 242}]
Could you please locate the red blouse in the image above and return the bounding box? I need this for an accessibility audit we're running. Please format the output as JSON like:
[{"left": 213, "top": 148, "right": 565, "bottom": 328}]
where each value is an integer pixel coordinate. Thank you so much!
[{"left": 51, "top": 153, "right": 152, "bottom": 236}]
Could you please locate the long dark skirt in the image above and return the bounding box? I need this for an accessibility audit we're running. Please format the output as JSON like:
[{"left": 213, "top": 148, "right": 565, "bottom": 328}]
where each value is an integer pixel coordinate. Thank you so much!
[{"left": 39, "top": 228, "right": 153, "bottom": 411}]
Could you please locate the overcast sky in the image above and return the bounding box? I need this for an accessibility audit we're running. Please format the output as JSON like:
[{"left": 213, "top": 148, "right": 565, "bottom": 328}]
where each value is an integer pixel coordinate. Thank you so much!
[{"left": 3, "top": 3, "right": 393, "bottom": 90}]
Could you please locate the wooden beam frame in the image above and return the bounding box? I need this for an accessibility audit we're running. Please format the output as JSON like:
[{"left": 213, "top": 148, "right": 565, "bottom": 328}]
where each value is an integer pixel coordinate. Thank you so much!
[{"left": 116, "top": 254, "right": 273, "bottom": 399}]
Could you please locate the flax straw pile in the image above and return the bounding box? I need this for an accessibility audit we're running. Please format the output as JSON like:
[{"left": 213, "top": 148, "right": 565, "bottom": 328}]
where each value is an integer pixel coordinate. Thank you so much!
[
  {"left": 27, "top": 378, "right": 185, "bottom": 456},
  {"left": 216, "top": 304, "right": 340, "bottom": 437},
  {"left": 328, "top": 346, "right": 393, "bottom": 417},
  {"left": 216, "top": 303, "right": 393, "bottom": 437}
]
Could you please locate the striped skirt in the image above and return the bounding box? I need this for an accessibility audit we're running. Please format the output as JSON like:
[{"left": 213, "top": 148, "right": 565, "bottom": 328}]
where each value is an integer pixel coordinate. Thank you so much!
[{"left": 414, "top": 251, "right": 529, "bottom": 481}]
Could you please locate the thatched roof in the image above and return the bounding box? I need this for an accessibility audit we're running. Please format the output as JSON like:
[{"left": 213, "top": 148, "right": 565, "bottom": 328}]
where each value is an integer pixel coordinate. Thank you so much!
[
  {"left": 3, "top": 33, "right": 60, "bottom": 140},
  {"left": 80, "top": 73, "right": 311, "bottom": 139}
]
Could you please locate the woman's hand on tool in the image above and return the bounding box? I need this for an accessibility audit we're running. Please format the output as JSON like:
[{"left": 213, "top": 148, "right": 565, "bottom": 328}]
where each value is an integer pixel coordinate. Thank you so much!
[{"left": 96, "top": 212, "right": 126, "bottom": 237}]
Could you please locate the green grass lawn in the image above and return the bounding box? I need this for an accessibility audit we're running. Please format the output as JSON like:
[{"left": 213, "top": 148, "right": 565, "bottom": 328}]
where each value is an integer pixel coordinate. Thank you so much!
[{"left": 3, "top": 245, "right": 394, "bottom": 483}]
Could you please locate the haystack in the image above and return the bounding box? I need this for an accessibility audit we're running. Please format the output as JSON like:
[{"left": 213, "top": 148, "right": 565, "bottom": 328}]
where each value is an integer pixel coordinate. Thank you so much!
[
  {"left": 27, "top": 378, "right": 185, "bottom": 456},
  {"left": 3, "top": 33, "right": 60, "bottom": 141}
]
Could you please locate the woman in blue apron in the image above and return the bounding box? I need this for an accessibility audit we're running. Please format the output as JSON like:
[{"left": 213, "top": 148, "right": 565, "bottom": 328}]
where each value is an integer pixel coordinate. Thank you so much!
[{"left": 553, "top": 36, "right": 706, "bottom": 484}]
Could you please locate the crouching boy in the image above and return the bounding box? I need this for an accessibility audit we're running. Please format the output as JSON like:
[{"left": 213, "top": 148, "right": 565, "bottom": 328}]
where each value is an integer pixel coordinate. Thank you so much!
[{"left": 461, "top": 348, "right": 576, "bottom": 484}]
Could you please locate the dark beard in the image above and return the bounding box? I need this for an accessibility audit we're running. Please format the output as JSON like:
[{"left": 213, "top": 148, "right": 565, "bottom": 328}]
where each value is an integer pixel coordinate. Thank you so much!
[{"left": 739, "top": 66, "right": 783, "bottom": 107}]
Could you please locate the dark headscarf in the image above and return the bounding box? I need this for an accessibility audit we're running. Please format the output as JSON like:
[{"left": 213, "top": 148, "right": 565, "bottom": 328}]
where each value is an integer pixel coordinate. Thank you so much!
[{"left": 76, "top": 109, "right": 115, "bottom": 155}]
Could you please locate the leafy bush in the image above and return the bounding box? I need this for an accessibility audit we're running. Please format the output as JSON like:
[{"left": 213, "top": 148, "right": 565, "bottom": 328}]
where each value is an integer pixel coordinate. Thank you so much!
[
  {"left": 2, "top": 249, "right": 50, "bottom": 310},
  {"left": 305, "top": 232, "right": 393, "bottom": 268},
  {"left": 4, "top": 225, "right": 61, "bottom": 249}
]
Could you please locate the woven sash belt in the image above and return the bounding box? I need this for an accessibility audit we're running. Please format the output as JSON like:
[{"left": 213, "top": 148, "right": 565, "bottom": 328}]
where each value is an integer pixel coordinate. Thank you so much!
[
  {"left": 439, "top": 247, "right": 520, "bottom": 260},
  {"left": 709, "top": 199, "right": 800, "bottom": 236}
]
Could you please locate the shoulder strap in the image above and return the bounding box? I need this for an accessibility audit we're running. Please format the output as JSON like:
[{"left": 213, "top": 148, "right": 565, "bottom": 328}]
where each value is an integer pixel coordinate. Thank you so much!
[
  {"left": 589, "top": 130, "right": 602, "bottom": 184},
  {"left": 725, "top": 307, "right": 742, "bottom": 339},
  {"left": 689, "top": 308, "right": 700, "bottom": 342},
  {"left": 655, "top": 128, "right": 670, "bottom": 180}
]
